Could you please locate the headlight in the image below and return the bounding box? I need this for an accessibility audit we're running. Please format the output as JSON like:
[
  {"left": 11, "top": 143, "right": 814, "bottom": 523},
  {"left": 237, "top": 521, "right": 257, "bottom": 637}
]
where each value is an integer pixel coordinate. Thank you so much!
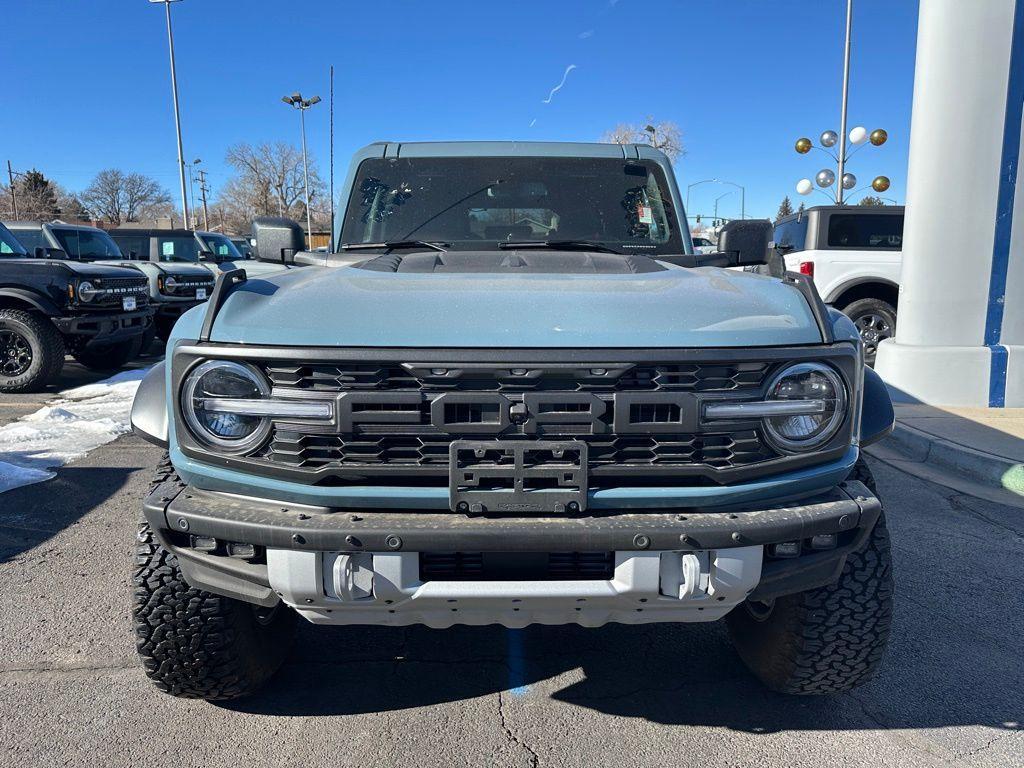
[
  {"left": 181, "top": 361, "right": 272, "bottom": 453},
  {"left": 763, "top": 363, "right": 847, "bottom": 452},
  {"left": 77, "top": 281, "right": 101, "bottom": 302},
  {"left": 162, "top": 275, "right": 179, "bottom": 294}
]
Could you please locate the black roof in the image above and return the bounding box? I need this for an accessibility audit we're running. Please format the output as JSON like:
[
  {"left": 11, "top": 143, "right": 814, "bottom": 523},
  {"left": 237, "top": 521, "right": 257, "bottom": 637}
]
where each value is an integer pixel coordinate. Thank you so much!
[
  {"left": 775, "top": 204, "right": 904, "bottom": 225},
  {"left": 108, "top": 228, "right": 196, "bottom": 237}
]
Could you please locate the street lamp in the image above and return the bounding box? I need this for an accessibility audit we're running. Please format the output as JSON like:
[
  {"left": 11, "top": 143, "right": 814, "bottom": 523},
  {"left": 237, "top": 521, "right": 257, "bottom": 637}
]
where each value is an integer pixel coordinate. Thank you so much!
[
  {"left": 149, "top": 0, "right": 189, "bottom": 228},
  {"left": 686, "top": 178, "right": 746, "bottom": 219},
  {"left": 282, "top": 92, "right": 321, "bottom": 244}
]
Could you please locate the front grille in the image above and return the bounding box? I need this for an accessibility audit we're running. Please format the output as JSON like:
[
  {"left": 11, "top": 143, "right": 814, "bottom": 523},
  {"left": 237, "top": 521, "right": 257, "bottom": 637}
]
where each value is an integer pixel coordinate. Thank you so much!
[
  {"left": 92, "top": 277, "right": 149, "bottom": 309},
  {"left": 266, "top": 361, "right": 771, "bottom": 393},
  {"left": 267, "top": 429, "right": 772, "bottom": 471},
  {"left": 420, "top": 551, "right": 615, "bottom": 581},
  {"left": 252, "top": 358, "right": 782, "bottom": 480}
]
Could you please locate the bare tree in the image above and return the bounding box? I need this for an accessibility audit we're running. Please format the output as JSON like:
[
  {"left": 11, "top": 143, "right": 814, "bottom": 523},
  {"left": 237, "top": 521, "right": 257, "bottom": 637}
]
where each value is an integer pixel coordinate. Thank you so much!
[
  {"left": 81, "top": 169, "right": 172, "bottom": 224},
  {"left": 601, "top": 119, "right": 684, "bottom": 160},
  {"left": 221, "top": 142, "right": 327, "bottom": 229}
]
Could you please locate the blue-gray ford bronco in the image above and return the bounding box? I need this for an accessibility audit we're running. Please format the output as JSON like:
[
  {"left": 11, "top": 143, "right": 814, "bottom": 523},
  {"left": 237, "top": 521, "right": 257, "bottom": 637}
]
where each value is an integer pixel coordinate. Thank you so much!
[{"left": 130, "top": 141, "right": 896, "bottom": 700}]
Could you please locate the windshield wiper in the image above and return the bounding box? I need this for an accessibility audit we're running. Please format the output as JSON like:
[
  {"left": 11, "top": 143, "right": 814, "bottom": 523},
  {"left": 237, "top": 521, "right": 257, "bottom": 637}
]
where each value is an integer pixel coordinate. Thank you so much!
[
  {"left": 497, "top": 239, "right": 622, "bottom": 255},
  {"left": 340, "top": 240, "right": 448, "bottom": 253}
]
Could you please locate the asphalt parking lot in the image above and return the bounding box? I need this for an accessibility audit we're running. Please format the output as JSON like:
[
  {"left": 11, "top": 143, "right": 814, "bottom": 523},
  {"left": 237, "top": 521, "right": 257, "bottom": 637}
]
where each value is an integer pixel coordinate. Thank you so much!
[{"left": 1, "top": 413, "right": 1022, "bottom": 766}]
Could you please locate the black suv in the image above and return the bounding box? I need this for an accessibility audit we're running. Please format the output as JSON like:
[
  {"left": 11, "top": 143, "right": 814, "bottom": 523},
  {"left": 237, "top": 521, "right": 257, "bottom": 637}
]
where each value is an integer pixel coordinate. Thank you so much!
[{"left": 0, "top": 221, "right": 152, "bottom": 391}]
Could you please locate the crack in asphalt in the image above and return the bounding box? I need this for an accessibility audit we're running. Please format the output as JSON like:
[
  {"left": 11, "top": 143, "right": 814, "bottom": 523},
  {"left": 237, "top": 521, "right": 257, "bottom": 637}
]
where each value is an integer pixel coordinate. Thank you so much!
[
  {"left": 946, "top": 494, "right": 1024, "bottom": 538},
  {"left": 497, "top": 689, "right": 540, "bottom": 768}
]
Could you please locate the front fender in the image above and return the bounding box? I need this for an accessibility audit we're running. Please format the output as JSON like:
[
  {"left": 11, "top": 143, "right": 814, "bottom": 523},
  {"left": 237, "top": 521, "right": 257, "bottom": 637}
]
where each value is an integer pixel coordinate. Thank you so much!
[
  {"left": 131, "top": 361, "right": 168, "bottom": 448},
  {"left": 861, "top": 367, "right": 895, "bottom": 447},
  {"left": 0, "top": 287, "right": 61, "bottom": 316}
]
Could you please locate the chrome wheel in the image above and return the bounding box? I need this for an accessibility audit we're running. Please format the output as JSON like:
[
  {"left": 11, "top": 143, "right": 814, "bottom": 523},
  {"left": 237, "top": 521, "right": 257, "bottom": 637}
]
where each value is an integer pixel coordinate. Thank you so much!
[{"left": 0, "top": 329, "right": 32, "bottom": 377}]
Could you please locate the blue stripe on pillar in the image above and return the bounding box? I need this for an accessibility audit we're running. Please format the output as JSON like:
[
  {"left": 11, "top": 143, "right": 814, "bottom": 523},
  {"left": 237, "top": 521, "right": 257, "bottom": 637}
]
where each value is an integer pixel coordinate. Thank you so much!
[{"left": 986, "top": 0, "right": 1024, "bottom": 407}]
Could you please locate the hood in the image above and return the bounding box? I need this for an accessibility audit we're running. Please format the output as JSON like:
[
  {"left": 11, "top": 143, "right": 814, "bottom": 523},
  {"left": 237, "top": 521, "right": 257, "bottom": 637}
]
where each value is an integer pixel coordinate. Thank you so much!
[
  {"left": 156, "top": 263, "right": 215, "bottom": 279},
  {"left": 53, "top": 260, "right": 145, "bottom": 279},
  {"left": 207, "top": 257, "right": 823, "bottom": 348}
]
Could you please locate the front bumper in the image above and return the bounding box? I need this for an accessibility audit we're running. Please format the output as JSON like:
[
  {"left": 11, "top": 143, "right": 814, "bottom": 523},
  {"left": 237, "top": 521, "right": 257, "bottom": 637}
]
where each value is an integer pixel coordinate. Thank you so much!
[
  {"left": 52, "top": 308, "right": 153, "bottom": 345},
  {"left": 155, "top": 299, "right": 204, "bottom": 320},
  {"left": 144, "top": 473, "right": 881, "bottom": 628}
]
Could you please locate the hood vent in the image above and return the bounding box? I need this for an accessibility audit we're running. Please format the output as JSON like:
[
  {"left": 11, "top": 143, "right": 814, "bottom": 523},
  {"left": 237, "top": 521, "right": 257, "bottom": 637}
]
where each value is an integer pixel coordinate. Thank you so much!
[{"left": 355, "top": 250, "right": 667, "bottom": 274}]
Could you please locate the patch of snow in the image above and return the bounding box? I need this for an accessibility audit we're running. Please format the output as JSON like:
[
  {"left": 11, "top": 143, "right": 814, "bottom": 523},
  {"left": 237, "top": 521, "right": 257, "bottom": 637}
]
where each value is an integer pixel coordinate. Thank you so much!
[{"left": 0, "top": 367, "right": 150, "bottom": 494}]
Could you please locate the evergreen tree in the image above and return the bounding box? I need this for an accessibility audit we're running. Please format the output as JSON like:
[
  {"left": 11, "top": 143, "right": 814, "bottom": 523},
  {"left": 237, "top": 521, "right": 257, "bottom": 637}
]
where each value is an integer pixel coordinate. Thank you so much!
[
  {"left": 775, "top": 196, "right": 794, "bottom": 222},
  {"left": 857, "top": 195, "right": 886, "bottom": 206},
  {"left": 797, "top": 202, "right": 806, "bottom": 214},
  {"left": 15, "top": 169, "right": 60, "bottom": 220}
]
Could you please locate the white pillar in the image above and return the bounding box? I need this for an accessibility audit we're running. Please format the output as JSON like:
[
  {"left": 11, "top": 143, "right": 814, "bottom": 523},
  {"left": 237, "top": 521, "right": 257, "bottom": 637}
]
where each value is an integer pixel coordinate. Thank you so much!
[{"left": 876, "top": 0, "right": 1024, "bottom": 407}]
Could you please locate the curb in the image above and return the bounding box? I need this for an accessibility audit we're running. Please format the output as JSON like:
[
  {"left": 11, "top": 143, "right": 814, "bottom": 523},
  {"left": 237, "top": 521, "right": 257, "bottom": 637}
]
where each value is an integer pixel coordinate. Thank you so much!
[{"left": 869, "top": 421, "right": 1024, "bottom": 494}]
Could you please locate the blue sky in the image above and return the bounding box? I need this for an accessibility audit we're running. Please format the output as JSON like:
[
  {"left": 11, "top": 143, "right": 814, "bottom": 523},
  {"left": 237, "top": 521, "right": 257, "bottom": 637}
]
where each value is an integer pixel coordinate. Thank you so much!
[{"left": 1, "top": 0, "right": 920, "bottom": 221}]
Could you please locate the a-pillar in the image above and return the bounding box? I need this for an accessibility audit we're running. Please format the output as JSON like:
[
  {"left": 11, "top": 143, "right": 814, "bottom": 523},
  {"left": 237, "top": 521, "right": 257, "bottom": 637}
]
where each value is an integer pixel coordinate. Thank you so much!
[{"left": 876, "top": 0, "right": 1024, "bottom": 406}]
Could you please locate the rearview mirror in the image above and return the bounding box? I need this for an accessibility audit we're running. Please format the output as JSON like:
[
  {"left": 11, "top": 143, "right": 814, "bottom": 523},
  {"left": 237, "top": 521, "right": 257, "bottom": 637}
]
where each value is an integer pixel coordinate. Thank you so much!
[{"left": 253, "top": 216, "right": 306, "bottom": 264}]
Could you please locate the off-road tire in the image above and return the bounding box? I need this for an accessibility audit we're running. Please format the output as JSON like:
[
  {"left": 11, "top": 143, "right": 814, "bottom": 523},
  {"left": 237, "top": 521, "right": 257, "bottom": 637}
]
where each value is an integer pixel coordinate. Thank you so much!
[
  {"left": 72, "top": 338, "right": 137, "bottom": 371},
  {"left": 726, "top": 459, "right": 893, "bottom": 694},
  {"left": 842, "top": 298, "right": 897, "bottom": 366},
  {"left": 0, "top": 309, "right": 65, "bottom": 393},
  {"left": 133, "top": 455, "right": 296, "bottom": 700}
]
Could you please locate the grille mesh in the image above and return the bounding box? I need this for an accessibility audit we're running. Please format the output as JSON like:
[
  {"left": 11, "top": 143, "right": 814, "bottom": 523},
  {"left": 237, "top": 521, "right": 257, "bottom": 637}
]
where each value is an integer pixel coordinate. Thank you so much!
[{"left": 257, "top": 359, "right": 780, "bottom": 477}]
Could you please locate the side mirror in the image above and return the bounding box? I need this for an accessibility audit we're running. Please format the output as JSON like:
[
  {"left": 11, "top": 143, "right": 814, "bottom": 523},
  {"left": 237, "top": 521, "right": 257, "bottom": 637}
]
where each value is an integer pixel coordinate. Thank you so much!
[
  {"left": 35, "top": 246, "right": 70, "bottom": 260},
  {"left": 198, "top": 249, "right": 216, "bottom": 261},
  {"left": 713, "top": 219, "right": 772, "bottom": 267},
  {"left": 128, "top": 250, "right": 139, "bottom": 259},
  {"left": 253, "top": 216, "right": 306, "bottom": 265}
]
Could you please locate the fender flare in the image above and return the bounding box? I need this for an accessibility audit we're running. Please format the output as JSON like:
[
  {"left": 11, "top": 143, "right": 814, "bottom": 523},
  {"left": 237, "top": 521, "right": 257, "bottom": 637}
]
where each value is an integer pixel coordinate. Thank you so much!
[
  {"left": 825, "top": 277, "right": 899, "bottom": 306},
  {"left": 131, "top": 362, "right": 169, "bottom": 448},
  {"left": 860, "top": 366, "right": 895, "bottom": 447},
  {"left": 0, "top": 287, "right": 61, "bottom": 316}
]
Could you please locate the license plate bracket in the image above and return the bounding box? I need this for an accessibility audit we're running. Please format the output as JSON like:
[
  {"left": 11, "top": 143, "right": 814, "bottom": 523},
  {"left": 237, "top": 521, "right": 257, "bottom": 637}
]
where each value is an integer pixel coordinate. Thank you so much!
[
  {"left": 450, "top": 440, "right": 588, "bottom": 514},
  {"left": 122, "top": 296, "right": 136, "bottom": 311}
]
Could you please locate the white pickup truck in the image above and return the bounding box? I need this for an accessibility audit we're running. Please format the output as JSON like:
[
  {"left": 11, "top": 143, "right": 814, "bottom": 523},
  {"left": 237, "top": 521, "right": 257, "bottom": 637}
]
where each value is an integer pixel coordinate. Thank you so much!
[{"left": 774, "top": 205, "right": 904, "bottom": 364}]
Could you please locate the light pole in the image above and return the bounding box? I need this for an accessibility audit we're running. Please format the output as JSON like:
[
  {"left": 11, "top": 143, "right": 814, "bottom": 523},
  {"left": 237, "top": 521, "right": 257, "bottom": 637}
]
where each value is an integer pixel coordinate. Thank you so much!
[
  {"left": 186, "top": 157, "right": 201, "bottom": 228},
  {"left": 686, "top": 179, "right": 717, "bottom": 211},
  {"left": 282, "top": 92, "right": 321, "bottom": 245},
  {"left": 837, "top": 0, "right": 853, "bottom": 204},
  {"left": 687, "top": 179, "right": 746, "bottom": 219},
  {"left": 713, "top": 191, "right": 732, "bottom": 223},
  {"left": 149, "top": 0, "right": 189, "bottom": 229}
]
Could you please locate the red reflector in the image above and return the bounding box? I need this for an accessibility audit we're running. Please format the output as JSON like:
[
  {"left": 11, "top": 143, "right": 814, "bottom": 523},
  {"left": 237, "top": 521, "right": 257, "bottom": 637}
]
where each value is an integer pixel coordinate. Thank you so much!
[{"left": 799, "top": 261, "right": 814, "bottom": 277}]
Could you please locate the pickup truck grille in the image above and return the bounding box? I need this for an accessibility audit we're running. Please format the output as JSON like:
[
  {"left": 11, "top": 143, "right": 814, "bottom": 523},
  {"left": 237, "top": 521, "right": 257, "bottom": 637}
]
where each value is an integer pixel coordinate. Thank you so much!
[{"left": 255, "top": 359, "right": 780, "bottom": 480}]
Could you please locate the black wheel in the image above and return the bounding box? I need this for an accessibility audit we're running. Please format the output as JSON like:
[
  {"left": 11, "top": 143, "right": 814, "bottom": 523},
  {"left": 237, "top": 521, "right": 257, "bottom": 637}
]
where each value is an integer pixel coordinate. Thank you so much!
[
  {"left": 843, "top": 298, "right": 896, "bottom": 366},
  {"left": 0, "top": 309, "right": 65, "bottom": 393},
  {"left": 155, "top": 316, "right": 177, "bottom": 344},
  {"left": 726, "top": 460, "right": 893, "bottom": 695},
  {"left": 72, "top": 338, "right": 137, "bottom": 371},
  {"left": 133, "top": 455, "right": 296, "bottom": 700}
]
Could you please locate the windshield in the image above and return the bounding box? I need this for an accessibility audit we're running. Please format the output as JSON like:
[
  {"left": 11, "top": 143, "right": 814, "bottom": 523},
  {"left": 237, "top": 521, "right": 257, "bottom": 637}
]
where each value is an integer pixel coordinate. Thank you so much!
[
  {"left": 199, "top": 233, "right": 243, "bottom": 260},
  {"left": 0, "top": 225, "right": 27, "bottom": 256},
  {"left": 340, "top": 157, "right": 684, "bottom": 254},
  {"left": 157, "top": 236, "right": 202, "bottom": 262},
  {"left": 51, "top": 227, "right": 123, "bottom": 259}
]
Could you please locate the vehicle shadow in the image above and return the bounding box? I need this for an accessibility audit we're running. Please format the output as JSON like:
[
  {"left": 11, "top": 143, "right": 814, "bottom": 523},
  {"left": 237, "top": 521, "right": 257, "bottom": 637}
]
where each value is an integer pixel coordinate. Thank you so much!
[
  {"left": 221, "top": 459, "right": 1024, "bottom": 735},
  {"left": 0, "top": 465, "right": 140, "bottom": 563}
]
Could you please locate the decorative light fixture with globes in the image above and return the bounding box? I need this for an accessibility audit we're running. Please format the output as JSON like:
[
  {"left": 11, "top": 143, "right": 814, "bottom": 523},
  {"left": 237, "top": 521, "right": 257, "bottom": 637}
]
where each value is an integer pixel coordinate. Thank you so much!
[{"left": 791, "top": 1, "right": 894, "bottom": 206}]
